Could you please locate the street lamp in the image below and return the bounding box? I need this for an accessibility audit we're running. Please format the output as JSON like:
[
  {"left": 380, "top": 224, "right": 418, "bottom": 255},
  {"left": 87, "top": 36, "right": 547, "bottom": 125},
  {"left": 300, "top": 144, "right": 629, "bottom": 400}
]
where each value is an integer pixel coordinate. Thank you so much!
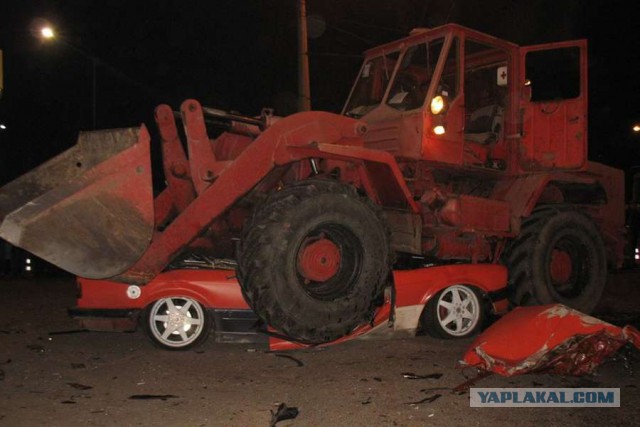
[
  {"left": 633, "top": 124, "right": 640, "bottom": 133},
  {"left": 0, "top": 124, "right": 6, "bottom": 130},
  {"left": 40, "top": 26, "right": 55, "bottom": 40}
]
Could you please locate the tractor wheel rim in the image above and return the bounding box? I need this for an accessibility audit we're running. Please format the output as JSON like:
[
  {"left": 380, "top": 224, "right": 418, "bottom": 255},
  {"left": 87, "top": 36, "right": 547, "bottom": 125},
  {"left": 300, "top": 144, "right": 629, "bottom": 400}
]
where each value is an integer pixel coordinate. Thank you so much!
[
  {"left": 298, "top": 237, "right": 341, "bottom": 282},
  {"left": 550, "top": 249, "right": 573, "bottom": 284}
]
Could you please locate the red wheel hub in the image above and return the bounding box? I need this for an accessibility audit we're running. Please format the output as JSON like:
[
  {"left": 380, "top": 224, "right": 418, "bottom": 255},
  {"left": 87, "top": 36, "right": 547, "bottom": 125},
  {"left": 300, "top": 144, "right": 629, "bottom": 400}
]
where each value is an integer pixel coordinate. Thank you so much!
[
  {"left": 298, "top": 238, "right": 341, "bottom": 282},
  {"left": 550, "top": 249, "right": 572, "bottom": 283}
]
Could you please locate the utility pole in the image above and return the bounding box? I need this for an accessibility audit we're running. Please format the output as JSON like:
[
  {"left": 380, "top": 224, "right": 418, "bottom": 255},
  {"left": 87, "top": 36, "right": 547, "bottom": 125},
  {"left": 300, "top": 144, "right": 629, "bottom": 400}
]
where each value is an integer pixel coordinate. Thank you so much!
[
  {"left": 91, "top": 58, "right": 97, "bottom": 129},
  {"left": 297, "top": 0, "right": 311, "bottom": 111},
  {"left": 0, "top": 49, "right": 4, "bottom": 100}
]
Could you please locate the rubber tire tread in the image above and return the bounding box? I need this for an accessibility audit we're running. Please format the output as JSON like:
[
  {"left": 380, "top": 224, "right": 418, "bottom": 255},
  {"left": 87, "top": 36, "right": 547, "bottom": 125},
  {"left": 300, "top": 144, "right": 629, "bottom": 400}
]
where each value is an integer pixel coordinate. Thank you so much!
[
  {"left": 504, "top": 205, "right": 607, "bottom": 313},
  {"left": 237, "top": 179, "right": 391, "bottom": 344}
]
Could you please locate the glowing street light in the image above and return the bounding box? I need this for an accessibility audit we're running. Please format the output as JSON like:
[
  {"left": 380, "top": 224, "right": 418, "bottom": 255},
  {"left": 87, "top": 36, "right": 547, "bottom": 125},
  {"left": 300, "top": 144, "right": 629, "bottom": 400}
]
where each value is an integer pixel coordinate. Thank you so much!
[
  {"left": 0, "top": 124, "right": 6, "bottom": 130},
  {"left": 40, "top": 26, "right": 55, "bottom": 39},
  {"left": 633, "top": 124, "right": 640, "bottom": 133}
]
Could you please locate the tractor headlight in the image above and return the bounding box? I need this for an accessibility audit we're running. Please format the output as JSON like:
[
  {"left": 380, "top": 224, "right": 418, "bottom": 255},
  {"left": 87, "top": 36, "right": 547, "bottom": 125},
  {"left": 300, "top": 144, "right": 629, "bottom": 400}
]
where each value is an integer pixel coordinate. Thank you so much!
[
  {"left": 433, "top": 125, "right": 446, "bottom": 135},
  {"left": 430, "top": 95, "right": 445, "bottom": 115}
]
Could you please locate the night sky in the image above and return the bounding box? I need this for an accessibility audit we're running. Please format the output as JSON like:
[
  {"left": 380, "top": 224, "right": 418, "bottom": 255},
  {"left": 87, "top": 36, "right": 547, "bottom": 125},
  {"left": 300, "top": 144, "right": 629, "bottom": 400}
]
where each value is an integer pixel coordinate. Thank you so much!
[{"left": 1, "top": 0, "right": 639, "bottom": 189}]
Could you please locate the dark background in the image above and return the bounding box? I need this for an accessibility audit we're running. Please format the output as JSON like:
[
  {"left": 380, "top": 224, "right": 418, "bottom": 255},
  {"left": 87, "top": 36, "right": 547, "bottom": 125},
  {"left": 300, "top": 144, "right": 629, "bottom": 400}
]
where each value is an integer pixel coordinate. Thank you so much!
[{"left": 1, "top": 0, "right": 639, "bottom": 189}]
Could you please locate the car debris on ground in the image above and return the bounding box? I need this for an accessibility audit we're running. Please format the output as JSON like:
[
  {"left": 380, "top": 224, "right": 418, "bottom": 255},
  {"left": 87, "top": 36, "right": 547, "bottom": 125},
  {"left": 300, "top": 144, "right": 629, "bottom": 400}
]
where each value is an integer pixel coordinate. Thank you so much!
[{"left": 461, "top": 304, "right": 640, "bottom": 376}]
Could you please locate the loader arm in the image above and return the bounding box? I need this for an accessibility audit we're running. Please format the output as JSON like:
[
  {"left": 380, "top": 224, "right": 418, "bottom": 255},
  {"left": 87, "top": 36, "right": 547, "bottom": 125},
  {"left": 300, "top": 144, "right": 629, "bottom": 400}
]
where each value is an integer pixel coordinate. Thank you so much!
[
  {"left": 118, "top": 107, "right": 376, "bottom": 284},
  {"left": 0, "top": 101, "right": 415, "bottom": 283}
]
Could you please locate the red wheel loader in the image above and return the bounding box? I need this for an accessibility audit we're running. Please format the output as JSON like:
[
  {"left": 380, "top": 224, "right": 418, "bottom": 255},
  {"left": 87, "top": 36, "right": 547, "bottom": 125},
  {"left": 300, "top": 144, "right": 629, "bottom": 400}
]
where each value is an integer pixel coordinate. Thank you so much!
[{"left": 0, "top": 24, "right": 626, "bottom": 343}]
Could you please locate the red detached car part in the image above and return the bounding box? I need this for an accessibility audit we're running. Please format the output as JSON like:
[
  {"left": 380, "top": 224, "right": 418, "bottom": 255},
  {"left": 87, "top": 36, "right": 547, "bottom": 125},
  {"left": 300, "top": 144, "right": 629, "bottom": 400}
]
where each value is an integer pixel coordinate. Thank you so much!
[
  {"left": 461, "top": 304, "right": 640, "bottom": 376},
  {"left": 70, "top": 263, "right": 508, "bottom": 351}
]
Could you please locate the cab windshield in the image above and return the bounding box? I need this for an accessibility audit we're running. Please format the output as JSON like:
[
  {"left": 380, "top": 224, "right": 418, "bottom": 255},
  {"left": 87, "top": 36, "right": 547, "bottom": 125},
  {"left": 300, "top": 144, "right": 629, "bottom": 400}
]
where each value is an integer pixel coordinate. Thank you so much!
[
  {"left": 386, "top": 38, "right": 444, "bottom": 111},
  {"left": 344, "top": 37, "right": 445, "bottom": 118},
  {"left": 344, "top": 51, "right": 400, "bottom": 118}
]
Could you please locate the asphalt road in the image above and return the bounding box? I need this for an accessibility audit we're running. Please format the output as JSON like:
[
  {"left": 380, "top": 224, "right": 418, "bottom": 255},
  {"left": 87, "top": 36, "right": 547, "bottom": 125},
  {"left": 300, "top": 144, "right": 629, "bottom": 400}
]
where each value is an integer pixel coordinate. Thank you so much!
[{"left": 0, "top": 272, "right": 639, "bottom": 426}]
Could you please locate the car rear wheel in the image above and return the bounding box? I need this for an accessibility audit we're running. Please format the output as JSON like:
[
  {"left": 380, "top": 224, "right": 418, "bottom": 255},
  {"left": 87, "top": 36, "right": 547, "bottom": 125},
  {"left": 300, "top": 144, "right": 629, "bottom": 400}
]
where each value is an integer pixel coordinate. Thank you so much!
[{"left": 144, "top": 296, "right": 212, "bottom": 350}]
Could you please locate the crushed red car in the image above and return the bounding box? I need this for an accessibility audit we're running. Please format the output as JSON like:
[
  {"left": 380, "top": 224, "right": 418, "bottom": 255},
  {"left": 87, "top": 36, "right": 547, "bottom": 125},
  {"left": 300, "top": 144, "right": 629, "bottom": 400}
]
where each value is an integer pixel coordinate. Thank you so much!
[
  {"left": 461, "top": 304, "right": 640, "bottom": 376},
  {"left": 69, "top": 263, "right": 508, "bottom": 351}
]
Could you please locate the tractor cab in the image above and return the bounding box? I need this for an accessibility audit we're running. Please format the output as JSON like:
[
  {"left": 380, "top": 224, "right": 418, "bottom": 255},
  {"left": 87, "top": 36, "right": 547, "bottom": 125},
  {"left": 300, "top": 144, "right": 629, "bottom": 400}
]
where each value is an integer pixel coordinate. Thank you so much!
[{"left": 344, "top": 24, "right": 588, "bottom": 174}]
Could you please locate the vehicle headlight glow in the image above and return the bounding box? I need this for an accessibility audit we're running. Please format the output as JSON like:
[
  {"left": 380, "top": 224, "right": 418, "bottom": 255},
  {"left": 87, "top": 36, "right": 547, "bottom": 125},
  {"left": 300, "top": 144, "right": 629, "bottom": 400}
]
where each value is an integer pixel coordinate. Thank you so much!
[
  {"left": 430, "top": 95, "right": 445, "bottom": 115},
  {"left": 433, "top": 125, "right": 446, "bottom": 135}
]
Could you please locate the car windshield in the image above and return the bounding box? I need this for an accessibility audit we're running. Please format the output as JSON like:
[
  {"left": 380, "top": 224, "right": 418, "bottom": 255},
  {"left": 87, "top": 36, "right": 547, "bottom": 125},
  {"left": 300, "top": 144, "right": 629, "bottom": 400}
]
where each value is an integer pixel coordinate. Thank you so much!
[{"left": 344, "top": 51, "right": 400, "bottom": 118}]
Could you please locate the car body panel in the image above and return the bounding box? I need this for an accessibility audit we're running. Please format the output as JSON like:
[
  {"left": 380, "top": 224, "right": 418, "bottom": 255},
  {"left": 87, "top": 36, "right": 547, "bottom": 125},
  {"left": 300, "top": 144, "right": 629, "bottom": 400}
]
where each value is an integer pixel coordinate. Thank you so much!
[{"left": 71, "top": 264, "right": 508, "bottom": 349}]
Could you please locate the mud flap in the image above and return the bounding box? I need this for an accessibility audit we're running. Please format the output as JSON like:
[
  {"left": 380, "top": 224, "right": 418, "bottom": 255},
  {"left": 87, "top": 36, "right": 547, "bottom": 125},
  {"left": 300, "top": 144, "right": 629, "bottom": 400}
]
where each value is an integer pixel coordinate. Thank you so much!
[
  {"left": 0, "top": 127, "right": 154, "bottom": 279},
  {"left": 461, "top": 304, "right": 640, "bottom": 376}
]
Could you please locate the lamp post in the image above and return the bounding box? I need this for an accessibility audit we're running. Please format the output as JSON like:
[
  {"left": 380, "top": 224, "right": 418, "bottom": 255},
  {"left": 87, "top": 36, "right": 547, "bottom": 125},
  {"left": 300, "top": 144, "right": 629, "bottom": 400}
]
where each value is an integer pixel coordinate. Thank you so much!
[{"left": 39, "top": 24, "right": 97, "bottom": 129}]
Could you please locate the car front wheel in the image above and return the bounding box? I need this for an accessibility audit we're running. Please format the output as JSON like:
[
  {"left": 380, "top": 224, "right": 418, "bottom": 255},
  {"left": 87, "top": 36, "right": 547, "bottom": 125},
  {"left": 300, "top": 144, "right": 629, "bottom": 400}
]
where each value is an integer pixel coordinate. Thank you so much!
[{"left": 144, "top": 296, "right": 212, "bottom": 350}]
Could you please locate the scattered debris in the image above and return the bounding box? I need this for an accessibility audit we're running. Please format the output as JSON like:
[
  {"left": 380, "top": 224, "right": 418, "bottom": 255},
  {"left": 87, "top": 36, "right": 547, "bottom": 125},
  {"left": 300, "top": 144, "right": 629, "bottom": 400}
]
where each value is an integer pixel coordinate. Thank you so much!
[
  {"left": 373, "top": 377, "right": 382, "bottom": 382},
  {"left": 128, "top": 395, "right": 179, "bottom": 401},
  {"left": 617, "top": 343, "right": 637, "bottom": 376},
  {"left": 461, "top": 304, "right": 640, "bottom": 376},
  {"left": 71, "top": 363, "right": 86, "bottom": 370},
  {"left": 0, "top": 328, "right": 25, "bottom": 334},
  {"left": 67, "top": 383, "right": 93, "bottom": 390},
  {"left": 177, "top": 254, "right": 237, "bottom": 271},
  {"left": 26, "top": 344, "right": 45, "bottom": 353},
  {"left": 406, "top": 394, "right": 442, "bottom": 405},
  {"left": 452, "top": 371, "right": 492, "bottom": 394},
  {"left": 419, "top": 387, "right": 452, "bottom": 393},
  {"left": 48, "top": 329, "right": 89, "bottom": 336},
  {"left": 361, "top": 397, "right": 372, "bottom": 405},
  {"left": 270, "top": 403, "right": 299, "bottom": 426},
  {"left": 61, "top": 400, "right": 76, "bottom": 404},
  {"left": 274, "top": 354, "right": 304, "bottom": 367},
  {"left": 401, "top": 372, "right": 442, "bottom": 380}
]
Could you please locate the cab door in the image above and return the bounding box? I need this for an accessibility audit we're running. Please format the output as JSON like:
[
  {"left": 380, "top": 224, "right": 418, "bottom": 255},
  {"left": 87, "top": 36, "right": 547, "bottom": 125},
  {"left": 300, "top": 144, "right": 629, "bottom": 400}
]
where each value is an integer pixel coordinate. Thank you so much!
[{"left": 518, "top": 40, "right": 588, "bottom": 171}]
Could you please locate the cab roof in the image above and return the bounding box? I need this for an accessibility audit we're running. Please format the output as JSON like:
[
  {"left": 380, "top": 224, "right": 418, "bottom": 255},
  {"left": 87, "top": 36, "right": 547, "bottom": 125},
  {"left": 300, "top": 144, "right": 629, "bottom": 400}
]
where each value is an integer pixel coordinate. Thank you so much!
[{"left": 363, "top": 23, "right": 519, "bottom": 57}]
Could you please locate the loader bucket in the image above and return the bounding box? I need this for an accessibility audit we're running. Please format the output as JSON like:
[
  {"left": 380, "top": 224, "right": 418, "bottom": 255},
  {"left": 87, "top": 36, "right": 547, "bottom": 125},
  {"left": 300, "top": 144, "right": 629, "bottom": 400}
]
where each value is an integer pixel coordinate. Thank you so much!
[{"left": 0, "top": 127, "right": 154, "bottom": 279}]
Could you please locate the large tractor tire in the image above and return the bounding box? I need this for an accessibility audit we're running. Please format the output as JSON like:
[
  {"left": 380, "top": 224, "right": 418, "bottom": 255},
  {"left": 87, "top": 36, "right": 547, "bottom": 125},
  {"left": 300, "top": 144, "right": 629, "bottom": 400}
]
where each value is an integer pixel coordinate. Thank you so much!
[
  {"left": 237, "top": 179, "right": 391, "bottom": 344},
  {"left": 505, "top": 206, "right": 607, "bottom": 314}
]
